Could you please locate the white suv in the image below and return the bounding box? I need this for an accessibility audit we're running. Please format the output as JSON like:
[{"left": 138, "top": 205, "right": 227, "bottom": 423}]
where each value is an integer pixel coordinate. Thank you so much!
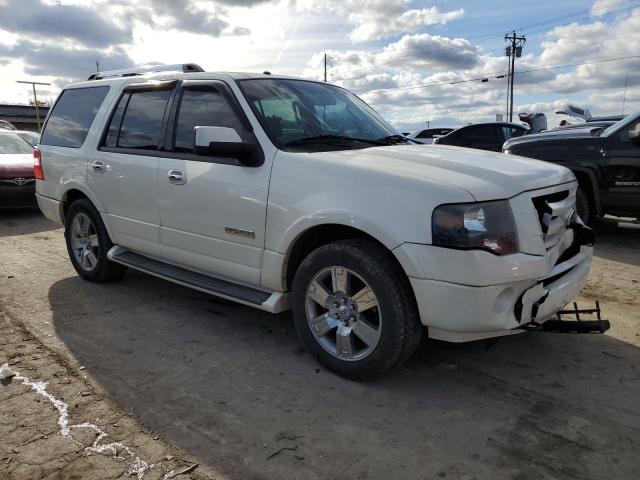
[{"left": 35, "top": 64, "right": 594, "bottom": 379}]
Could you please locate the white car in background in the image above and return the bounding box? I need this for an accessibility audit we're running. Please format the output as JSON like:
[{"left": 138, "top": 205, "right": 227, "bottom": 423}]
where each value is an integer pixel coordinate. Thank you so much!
[{"left": 407, "top": 127, "right": 455, "bottom": 144}]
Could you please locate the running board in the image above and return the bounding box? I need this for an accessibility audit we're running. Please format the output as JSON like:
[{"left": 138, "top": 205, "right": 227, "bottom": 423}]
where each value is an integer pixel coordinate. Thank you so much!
[{"left": 107, "top": 246, "right": 288, "bottom": 313}]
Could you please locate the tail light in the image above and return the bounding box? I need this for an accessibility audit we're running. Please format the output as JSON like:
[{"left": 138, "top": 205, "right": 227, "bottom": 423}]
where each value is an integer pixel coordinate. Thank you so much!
[{"left": 33, "top": 149, "right": 44, "bottom": 180}]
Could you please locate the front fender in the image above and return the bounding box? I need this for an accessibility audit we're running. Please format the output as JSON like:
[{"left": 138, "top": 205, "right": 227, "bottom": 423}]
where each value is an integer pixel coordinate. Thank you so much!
[{"left": 275, "top": 210, "right": 401, "bottom": 256}]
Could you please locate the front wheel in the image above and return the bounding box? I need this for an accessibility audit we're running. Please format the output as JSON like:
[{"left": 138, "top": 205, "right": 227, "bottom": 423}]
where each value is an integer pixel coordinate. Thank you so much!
[
  {"left": 292, "top": 239, "right": 422, "bottom": 380},
  {"left": 64, "top": 199, "right": 127, "bottom": 282},
  {"left": 575, "top": 188, "right": 592, "bottom": 225}
]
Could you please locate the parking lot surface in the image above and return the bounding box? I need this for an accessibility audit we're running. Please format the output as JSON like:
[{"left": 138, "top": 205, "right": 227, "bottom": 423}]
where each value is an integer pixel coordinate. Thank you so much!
[{"left": 1, "top": 209, "right": 639, "bottom": 480}]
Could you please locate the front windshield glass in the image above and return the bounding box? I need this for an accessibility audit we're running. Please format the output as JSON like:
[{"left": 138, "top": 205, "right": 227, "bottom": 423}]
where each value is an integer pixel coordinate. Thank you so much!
[
  {"left": 602, "top": 111, "right": 640, "bottom": 137},
  {"left": 0, "top": 132, "right": 34, "bottom": 154},
  {"left": 239, "top": 79, "right": 398, "bottom": 148}
]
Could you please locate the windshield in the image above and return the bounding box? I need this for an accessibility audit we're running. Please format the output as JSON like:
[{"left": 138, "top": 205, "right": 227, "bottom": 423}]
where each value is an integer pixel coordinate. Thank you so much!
[
  {"left": 602, "top": 111, "right": 639, "bottom": 137},
  {"left": 239, "top": 79, "right": 398, "bottom": 149},
  {"left": 0, "top": 132, "right": 34, "bottom": 154}
]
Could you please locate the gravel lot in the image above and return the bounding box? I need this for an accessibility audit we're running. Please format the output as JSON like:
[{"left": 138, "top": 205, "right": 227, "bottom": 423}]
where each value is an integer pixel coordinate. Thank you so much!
[{"left": 1, "top": 209, "right": 639, "bottom": 480}]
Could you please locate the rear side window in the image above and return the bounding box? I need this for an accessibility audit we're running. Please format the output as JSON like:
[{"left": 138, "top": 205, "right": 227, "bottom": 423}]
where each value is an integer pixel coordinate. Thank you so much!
[
  {"left": 40, "top": 86, "right": 109, "bottom": 148},
  {"left": 502, "top": 127, "right": 525, "bottom": 140},
  {"left": 417, "top": 129, "right": 437, "bottom": 139},
  {"left": 173, "top": 89, "right": 244, "bottom": 154},
  {"left": 114, "top": 90, "right": 172, "bottom": 150}
]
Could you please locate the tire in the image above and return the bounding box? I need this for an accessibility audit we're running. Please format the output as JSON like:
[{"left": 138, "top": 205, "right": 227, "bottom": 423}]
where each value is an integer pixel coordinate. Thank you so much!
[
  {"left": 292, "top": 239, "right": 422, "bottom": 380},
  {"left": 64, "top": 199, "right": 127, "bottom": 282},
  {"left": 575, "top": 187, "right": 592, "bottom": 225}
]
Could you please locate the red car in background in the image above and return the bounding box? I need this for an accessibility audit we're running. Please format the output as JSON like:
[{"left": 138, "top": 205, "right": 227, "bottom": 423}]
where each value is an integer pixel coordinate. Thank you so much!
[{"left": 0, "top": 130, "right": 36, "bottom": 209}]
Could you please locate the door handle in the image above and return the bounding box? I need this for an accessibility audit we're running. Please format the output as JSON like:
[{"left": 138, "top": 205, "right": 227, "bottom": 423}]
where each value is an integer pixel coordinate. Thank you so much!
[
  {"left": 168, "top": 170, "right": 186, "bottom": 185},
  {"left": 91, "top": 160, "right": 105, "bottom": 171}
]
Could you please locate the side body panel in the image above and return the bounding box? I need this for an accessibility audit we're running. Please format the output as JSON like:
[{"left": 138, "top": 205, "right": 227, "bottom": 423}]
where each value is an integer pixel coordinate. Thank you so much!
[{"left": 603, "top": 133, "right": 640, "bottom": 217}]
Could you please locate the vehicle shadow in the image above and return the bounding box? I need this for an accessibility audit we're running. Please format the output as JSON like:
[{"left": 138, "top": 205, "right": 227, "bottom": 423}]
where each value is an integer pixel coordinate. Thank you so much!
[
  {"left": 0, "top": 208, "right": 58, "bottom": 238},
  {"left": 50, "top": 272, "right": 640, "bottom": 480},
  {"left": 594, "top": 218, "right": 640, "bottom": 267}
]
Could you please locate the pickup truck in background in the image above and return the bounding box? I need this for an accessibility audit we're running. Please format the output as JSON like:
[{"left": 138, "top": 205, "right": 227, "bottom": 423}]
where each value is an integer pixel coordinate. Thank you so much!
[{"left": 503, "top": 112, "right": 640, "bottom": 225}]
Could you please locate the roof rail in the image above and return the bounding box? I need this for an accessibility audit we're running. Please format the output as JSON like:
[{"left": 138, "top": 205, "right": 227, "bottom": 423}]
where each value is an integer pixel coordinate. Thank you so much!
[{"left": 87, "top": 63, "right": 204, "bottom": 81}]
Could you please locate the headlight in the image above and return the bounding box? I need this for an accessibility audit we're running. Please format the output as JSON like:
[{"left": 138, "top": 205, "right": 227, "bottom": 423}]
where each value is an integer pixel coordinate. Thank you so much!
[{"left": 431, "top": 201, "right": 519, "bottom": 255}]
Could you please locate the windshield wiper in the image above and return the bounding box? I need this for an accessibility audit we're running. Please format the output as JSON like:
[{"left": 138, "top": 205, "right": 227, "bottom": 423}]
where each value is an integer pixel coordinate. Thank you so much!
[{"left": 284, "top": 135, "right": 385, "bottom": 147}]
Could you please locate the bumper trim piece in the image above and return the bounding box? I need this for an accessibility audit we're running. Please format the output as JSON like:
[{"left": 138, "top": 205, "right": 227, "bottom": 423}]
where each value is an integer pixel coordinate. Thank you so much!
[{"left": 521, "top": 301, "right": 610, "bottom": 334}]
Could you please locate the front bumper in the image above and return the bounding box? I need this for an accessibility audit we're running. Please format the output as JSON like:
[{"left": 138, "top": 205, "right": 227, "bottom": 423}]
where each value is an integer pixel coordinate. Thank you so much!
[
  {"left": 0, "top": 183, "right": 37, "bottom": 209},
  {"left": 395, "top": 224, "right": 594, "bottom": 342}
]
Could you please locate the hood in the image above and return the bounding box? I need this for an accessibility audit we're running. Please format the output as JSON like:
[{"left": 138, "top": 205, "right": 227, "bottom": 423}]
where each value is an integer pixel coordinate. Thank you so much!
[
  {"left": 0, "top": 153, "right": 34, "bottom": 179},
  {"left": 504, "top": 126, "right": 600, "bottom": 149},
  {"left": 315, "top": 144, "right": 575, "bottom": 201}
]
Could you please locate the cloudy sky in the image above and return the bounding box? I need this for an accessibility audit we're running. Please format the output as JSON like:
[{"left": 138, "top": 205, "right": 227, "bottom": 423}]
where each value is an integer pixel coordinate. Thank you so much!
[{"left": 0, "top": 0, "right": 638, "bottom": 131}]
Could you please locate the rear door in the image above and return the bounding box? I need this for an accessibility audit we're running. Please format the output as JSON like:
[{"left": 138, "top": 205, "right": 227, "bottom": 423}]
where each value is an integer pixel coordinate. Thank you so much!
[
  {"left": 157, "top": 80, "right": 271, "bottom": 286},
  {"left": 604, "top": 117, "right": 640, "bottom": 216},
  {"left": 88, "top": 81, "right": 176, "bottom": 257}
]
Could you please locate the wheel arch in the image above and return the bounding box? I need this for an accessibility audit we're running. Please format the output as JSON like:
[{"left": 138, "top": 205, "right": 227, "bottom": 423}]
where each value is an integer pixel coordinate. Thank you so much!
[
  {"left": 282, "top": 223, "right": 409, "bottom": 292},
  {"left": 570, "top": 167, "right": 602, "bottom": 217},
  {"left": 59, "top": 185, "right": 114, "bottom": 239},
  {"left": 61, "top": 189, "right": 89, "bottom": 222}
]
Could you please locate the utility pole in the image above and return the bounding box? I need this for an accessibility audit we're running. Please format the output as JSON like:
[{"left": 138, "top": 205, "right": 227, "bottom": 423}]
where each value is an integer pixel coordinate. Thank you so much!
[
  {"left": 323, "top": 53, "right": 334, "bottom": 82},
  {"left": 16, "top": 80, "right": 51, "bottom": 133},
  {"left": 324, "top": 53, "right": 327, "bottom": 82},
  {"left": 622, "top": 74, "right": 629, "bottom": 115},
  {"left": 504, "top": 31, "right": 526, "bottom": 122}
]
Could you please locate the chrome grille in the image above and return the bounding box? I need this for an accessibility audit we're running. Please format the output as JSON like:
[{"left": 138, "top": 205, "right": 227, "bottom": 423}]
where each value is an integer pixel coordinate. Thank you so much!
[{"left": 532, "top": 189, "right": 576, "bottom": 250}]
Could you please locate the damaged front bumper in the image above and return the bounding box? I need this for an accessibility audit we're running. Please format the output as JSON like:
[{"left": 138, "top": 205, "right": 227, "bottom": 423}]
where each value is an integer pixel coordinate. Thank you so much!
[{"left": 397, "top": 222, "right": 598, "bottom": 342}]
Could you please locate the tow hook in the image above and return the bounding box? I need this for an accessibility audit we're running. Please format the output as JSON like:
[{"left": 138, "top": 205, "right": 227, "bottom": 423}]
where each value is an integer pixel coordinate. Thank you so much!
[{"left": 521, "top": 301, "right": 610, "bottom": 333}]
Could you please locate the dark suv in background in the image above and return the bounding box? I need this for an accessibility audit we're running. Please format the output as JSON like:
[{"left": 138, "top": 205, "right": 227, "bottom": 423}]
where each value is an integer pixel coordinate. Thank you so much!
[
  {"left": 504, "top": 112, "right": 640, "bottom": 224},
  {"left": 434, "top": 122, "right": 528, "bottom": 152}
]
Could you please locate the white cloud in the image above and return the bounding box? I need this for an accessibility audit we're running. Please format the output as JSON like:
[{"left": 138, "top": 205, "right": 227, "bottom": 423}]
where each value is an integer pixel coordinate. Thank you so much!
[
  {"left": 348, "top": 4, "right": 465, "bottom": 42},
  {"left": 296, "top": 0, "right": 464, "bottom": 42},
  {"left": 1, "top": 0, "right": 639, "bottom": 131}
]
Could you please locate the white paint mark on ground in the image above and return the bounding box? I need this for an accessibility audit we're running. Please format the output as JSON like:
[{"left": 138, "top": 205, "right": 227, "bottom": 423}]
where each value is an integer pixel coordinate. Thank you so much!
[{"left": 12, "top": 369, "right": 163, "bottom": 479}]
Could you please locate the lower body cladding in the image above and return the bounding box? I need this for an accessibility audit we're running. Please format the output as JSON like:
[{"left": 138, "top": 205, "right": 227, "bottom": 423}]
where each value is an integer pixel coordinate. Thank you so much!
[{"left": 395, "top": 224, "right": 594, "bottom": 342}]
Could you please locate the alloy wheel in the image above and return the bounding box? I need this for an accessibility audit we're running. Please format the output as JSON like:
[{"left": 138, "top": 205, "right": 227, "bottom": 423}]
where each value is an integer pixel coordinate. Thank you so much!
[
  {"left": 70, "top": 212, "right": 100, "bottom": 272},
  {"left": 305, "top": 266, "right": 382, "bottom": 361}
]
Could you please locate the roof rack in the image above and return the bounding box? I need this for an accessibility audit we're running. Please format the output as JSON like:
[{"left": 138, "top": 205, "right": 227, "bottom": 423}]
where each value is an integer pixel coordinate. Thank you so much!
[{"left": 87, "top": 63, "right": 204, "bottom": 81}]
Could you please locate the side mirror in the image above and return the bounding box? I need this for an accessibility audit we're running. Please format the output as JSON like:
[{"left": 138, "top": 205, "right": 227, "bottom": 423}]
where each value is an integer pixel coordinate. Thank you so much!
[
  {"left": 194, "top": 126, "right": 256, "bottom": 161},
  {"left": 629, "top": 126, "right": 640, "bottom": 142}
]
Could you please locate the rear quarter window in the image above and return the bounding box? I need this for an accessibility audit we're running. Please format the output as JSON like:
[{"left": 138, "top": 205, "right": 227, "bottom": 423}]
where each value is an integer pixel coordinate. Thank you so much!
[{"left": 40, "top": 86, "right": 110, "bottom": 148}]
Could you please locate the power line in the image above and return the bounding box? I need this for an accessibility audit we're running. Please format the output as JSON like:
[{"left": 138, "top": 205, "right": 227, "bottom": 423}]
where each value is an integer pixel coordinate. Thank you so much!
[{"left": 358, "top": 54, "right": 640, "bottom": 96}]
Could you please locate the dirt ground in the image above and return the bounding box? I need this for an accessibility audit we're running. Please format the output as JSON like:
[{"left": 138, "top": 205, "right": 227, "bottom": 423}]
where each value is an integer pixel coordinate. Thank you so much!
[{"left": 1, "top": 209, "right": 639, "bottom": 480}]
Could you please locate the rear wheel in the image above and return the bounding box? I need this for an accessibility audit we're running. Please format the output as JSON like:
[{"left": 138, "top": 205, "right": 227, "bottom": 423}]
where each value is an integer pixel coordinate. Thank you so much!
[
  {"left": 292, "top": 239, "right": 422, "bottom": 380},
  {"left": 64, "top": 199, "right": 127, "bottom": 282}
]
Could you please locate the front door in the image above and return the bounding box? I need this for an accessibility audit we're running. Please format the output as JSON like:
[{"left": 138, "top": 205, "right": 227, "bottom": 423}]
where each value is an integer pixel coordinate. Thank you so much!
[
  {"left": 604, "top": 116, "right": 640, "bottom": 216},
  {"left": 157, "top": 81, "right": 272, "bottom": 286}
]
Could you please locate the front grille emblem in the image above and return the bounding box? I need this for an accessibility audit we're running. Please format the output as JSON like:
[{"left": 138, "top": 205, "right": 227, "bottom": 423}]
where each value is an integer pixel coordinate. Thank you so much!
[{"left": 13, "top": 177, "right": 27, "bottom": 186}]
